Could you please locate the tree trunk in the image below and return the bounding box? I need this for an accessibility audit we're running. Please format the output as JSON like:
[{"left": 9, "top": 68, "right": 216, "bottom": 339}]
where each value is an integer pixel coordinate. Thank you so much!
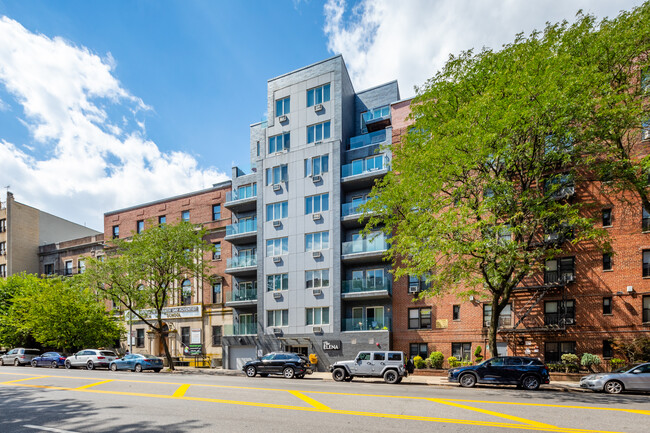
[
  {"left": 488, "top": 300, "right": 500, "bottom": 358},
  {"left": 158, "top": 318, "right": 174, "bottom": 371}
]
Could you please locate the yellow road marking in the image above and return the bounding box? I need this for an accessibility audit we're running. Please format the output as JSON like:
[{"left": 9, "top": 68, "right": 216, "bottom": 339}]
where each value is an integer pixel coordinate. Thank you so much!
[
  {"left": 1, "top": 375, "right": 51, "bottom": 384},
  {"left": 76, "top": 379, "right": 113, "bottom": 390},
  {"left": 173, "top": 384, "right": 190, "bottom": 397},
  {"left": 287, "top": 390, "right": 330, "bottom": 410},
  {"left": 429, "top": 398, "right": 555, "bottom": 428}
]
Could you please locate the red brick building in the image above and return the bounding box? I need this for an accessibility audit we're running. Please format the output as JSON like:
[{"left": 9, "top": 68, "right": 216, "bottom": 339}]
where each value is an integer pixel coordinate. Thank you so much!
[{"left": 389, "top": 99, "right": 650, "bottom": 366}]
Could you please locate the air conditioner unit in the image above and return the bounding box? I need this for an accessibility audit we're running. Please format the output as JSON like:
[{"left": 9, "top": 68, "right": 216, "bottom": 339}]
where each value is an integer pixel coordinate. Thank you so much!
[
  {"left": 278, "top": 115, "right": 288, "bottom": 123},
  {"left": 312, "top": 251, "right": 322, "bottom": 258},
  {"left": 312, "top": 288, "right": 322, "bottom": 296},
  {"left": 273, "top": 291, "right": 282, "bottom": 299},
  {"left": 273, "top": 328, "right": 283, "bottom": 335},
  {"left": 563, "top": 274, "right": 575, "bottom": 283},
  {"left": 312, "top": 175, "right": 322, "bottom": 183},
  {"left": 272, "top": 256, "right": 282, "bottom": 263},
  {"left": 312, "top": 213, "right": 322, "bottom": 221},
  {"left": 314, "top": 141, "right": 322, "bottom": 146},
  {"left": 312, "top": 326, "right": 322, "bottom": 333},
  {"left": 272, "top": 220, "right": 281, "bottom": 228},
  {"left": 272, "top": 184, "right": 282, "bottom": 191},
  {"left": 408, "top": 285, "right": 420, "bottom": 294},
  {"left": 563, "top": 318, "right": 575, "bottom": 325},
  {"left": 627, "top": 285, "right": 635, "bottom": 293},
  {"left": 314, "top": 103, "right": 323, "bottom": 112}
]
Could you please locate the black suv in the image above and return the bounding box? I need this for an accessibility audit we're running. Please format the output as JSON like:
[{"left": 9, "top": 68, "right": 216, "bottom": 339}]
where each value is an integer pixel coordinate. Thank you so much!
[
  {"left": 242, "top": 352, "right": 312, "bottom": 379},
  {"left": 448, "top": 356, "right": 550, "bottom": 390}
]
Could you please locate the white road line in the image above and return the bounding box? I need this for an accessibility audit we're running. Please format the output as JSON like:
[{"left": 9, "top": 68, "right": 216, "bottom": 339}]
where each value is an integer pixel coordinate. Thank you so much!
[{"left": 23, "top": 425, "right": 81, "bottom": 433}]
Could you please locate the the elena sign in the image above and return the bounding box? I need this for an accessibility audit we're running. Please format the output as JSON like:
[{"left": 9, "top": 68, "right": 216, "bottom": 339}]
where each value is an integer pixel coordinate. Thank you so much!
[{"left": 125, "top": 305, "right": 202, "bottom": 321}]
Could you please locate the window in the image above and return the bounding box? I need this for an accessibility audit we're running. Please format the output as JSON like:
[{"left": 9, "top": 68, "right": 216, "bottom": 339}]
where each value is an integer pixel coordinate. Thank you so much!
[
  {"left": 603, "top": 297, "right": 612, "bottom": 315},
  {"left": 78, "top": 259, "right": 85, "bottom": 274},
  {"left": 644, "top": 296, "right": 650, "bottom": 322},
  {"left": 642, "top": 67, "right": 650, "bottom": 93},
  {"left": 181, "top": 279, "right": 192, "bottom": 305},
  {"left": 544, "top": 300, "right": 575, "bottom": 326},
  {"left": 269, "top": 132, "right": 290, "bottom": 153},
  {"left": 305, "top": 231, "right": 329, "bottom": 251},
  {"left": 64, "top": 260, "right": 73, "bottom": 276},
  {"left": 643, "top": 119, "right": 650, "bottom": 141},
  {"left": 306, "top": 307, "right": 330, "bottom": 325},
  {"left": 305, "top": 269, "right": 330, "bottom": 289},
  {"left": 158, "top": 215, "right": 166, "bottom": 225},
  {"left": 307, "top": 83, "right": 330, "bottom": 107},
  {"left": 408, "top": 308, "right": 432, "bottom": 329},
  {"left": 212, "top": 326, "right": 222, "bottom": 346},
  {"left": 602, "top": 209, "right": 612, "bottom": 227},
  {"left": 544, "top": 341, "right": 575, "bottom": 363},
  {"left": 266, "top": 201, "right": 288, "bottom": 221},
  {"left": 112, "top": 225, "right": 119, "bottom": 239},
  {"left": 266, "top": 237, "right": 288, "bottom": 256},
  {"left": 213, "top": 242, "right": 221, "bottom": 260},
  {"left": 643, "top": 250, "right": 650, "bottom": 277},
  {"left": 483, "top": 304, "right": 512, "bottom": 327},
  {"left": 267, "top": 309, "right": 288, "bottom": 327},
  {"left": 265, "top": 164, "right": 288, "bottom": 185},
  {"left": 601, "top": 253, "right": 612, "bottom": 271},
  {"left": 0, "top": 241, "right": 6, "bottom": 255},
  {"left": 43, "top": 264, "right": 53, "bottom": 275},
  {"left": 304, "top": 155, "right": 329, "bottom": 177},
  {"left": 0, "top": 218, "right": 6, "bottom": 232},
  {"left": 237, "top": 183, "right": 257, "bottom": 199},
  {"left": 136, "top": 329, "right": 145, "bottom": 348},
  {"left": 256, "top": 141, "right": 260, "bottom": 157},
  {"left": 181, "top": 210, "right": 190, "bottom": 222},
  {"left": 545, "top": 173, "right": 574, "bottom": 199},
  {"left": 276, "top": 96, "right": 290, "bottom": 117},
  {"left": 361, "top": 105, "right": 390, "bottom": 132},
  {"left": 410, "top": 343, "right": 428, "bottom": 359},
  {"left": 453, "top": 305, "right": 460, "bottom": 321},
  {"left": 267, "top": 273, "right": 289, "bottom": 291},
  {"left": 348, "top": 155, "right": 383, "bottom": 176},
  {"left": 181, "top": 327, "right": 190, "bottom": 347},
  {"left": 0, "top": 264, "right": 6, "bottom": 278},
  {"left": 644, "top": 208, "right": 650, "bottom": 232},
  {"left": 602, "top": 340, "right": 613, "bottom": 359},
  {"left": 212, "top": 281, "right": 222, "bottom": 304},
  {"left": 452, "top": 343, "right": 472, "bottom": 361},
  {"left": 137, "top": 220, "right": 144, "bottom": 234},
  {"left": 307, "top": 121, "right": 331, "bottom": 144},
  {"left": 305, "top": 193, "right": 329, "bottom": 214},
  {"left": 212, "top": 205, "right": 221, "bottom": 221},
  {"left": 544, "top": 257, "right": 575, "bottom": 284}
]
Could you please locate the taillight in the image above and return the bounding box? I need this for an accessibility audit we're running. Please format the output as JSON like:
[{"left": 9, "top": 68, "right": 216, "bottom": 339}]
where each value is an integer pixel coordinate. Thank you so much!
[
  {"left": 59, "top": 357, "right": 65, "bottom": 360},
  {"left": 97, "top": 356, "right": 105, "bottom": 360},
  {"left": 19, "top": 356, "right": 25, "bottom": 359},
  {"left": 144, "top": 359, "right": 150, "bottom": 362}
]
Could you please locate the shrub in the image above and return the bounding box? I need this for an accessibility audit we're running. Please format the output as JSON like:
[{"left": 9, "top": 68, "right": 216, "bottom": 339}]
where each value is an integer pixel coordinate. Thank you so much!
[
  {"left": 608, "top": 358, "right": 625, "bottom": 371},
  {"left": 580, "top": 353, "right": 601, "bottom": 372},
  {"left": 474, "top": 345, "right": 483, "bottom": 363},
  {"left": 561, "top": 353, "right": 579, "bottom": 373},
  {"left": 424, "top": 357, "right": 433, "bottom": 368},
  {"left": 429, "top": 351, "right": 444, "bottom": 369},
  {"left": 447, "top": 356, "right": 460, "bottom": 368},
  {"left": 413, "top": 356, "right": 425, "bottom": 369}
]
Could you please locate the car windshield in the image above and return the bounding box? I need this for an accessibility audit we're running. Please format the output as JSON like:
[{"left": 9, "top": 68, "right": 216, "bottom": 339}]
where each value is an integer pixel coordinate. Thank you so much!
[
  {"left": 100, "top": 351, "right": 116, "bottom": 357},
  {"left": 613, "top": 364, "right": 641, "bottom": 373},
  {"left": 141, "top": 354, "right": 155, "bottom": 358}
]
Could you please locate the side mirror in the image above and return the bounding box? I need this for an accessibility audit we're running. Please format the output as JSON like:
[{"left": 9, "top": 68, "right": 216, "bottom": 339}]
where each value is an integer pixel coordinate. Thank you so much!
[{"left": 632, "top": 369, "right": 642, "bottom": 374}]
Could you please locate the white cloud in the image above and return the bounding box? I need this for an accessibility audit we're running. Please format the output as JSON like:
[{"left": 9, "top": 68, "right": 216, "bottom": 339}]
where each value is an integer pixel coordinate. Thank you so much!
[
  {"left": 0, "top": 16, "right": 228, "bottom": 230},
  {"left": 324, "top": 0, "right": 644, "bottom": 96}
]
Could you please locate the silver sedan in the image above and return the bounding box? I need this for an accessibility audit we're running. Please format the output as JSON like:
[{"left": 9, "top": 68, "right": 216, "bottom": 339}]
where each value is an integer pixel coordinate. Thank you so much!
[{"left": 580, "top": 362, "right": 650, "bottom": 394}]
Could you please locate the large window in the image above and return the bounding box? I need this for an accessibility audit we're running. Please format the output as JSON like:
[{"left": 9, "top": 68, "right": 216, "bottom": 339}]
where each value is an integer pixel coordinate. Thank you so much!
[
  {"left": 305, "top": 193, "right": 329, "bottom": 214},
  {"left": 181, "top": 279, "right": 192, "bottom": 305},
  {"left": 43, "top": 264, "right": 53, "bottom": 275},
  {"left": 544, "top": 257, "right": 575, "bottom": 284},
  {"left": 644, "top": 207, "right": 650, "bottom": 231},
  {"left": 307, "top": 121, "right": 331, "bottom": 144},
  {"left": 408, "top": 308, "right": 432, "bottom": 329},
  {"left": 212, "top": 205, "right": 221, "bottom": 221},
  {"left": 544, "top": 300, "right": 575, "bottom": 325},
  {"left": 112, "top": 225, "right": 119, "bottom": 239},
  {"left": 237, "top": 183, "right": 256, "bottom": 199},
  {"left": 644, "top": 296, "right": 650, "bottom": 323},
  {"left": 304, "top": 155, "right": 329, "bottom": 177},
  {"left": 306, "top": 307, "right": 330, "bottom": 325},
  {"left": 266, "top": 237, "right": 288, "bottom": 256},
  {"left": 213, "top": 242, "right": 221, "bottom": 260},
  {"left": 212, "top": 281, "right": 222, "bottom": 304},
  {"left": 307, "top": 83, "right": 330, "bottom": 107},
  {"left": 64, "top": 261, "right": 73, "bottom": 276},
  {"left": 410, "top": 343, "right": 428, "bottom": 359},
  {"left": 267, "top": 273, "right": 289, "bottom": 291},
  {"left": 0, "top": 218, "right": 6, "bottom": 232},
  {"left": 181, "top": 327, "right": 190, "bottom": 347},
  {"left": 136, "top": 329, "right": 145, "bottom": 348},
  {"left": 306, "top": 269, "right": 330, "bottom": 289},
  {"left": 0, "top": 241, "right": 5, "bottom": 255},
  {"left": 305, "top": 231, "right": 329, "bottom": 251},
  {"left": 267, "top": 309, "right": 288, "bottom": 327},
  {"left": 602, "top": 209, "right": 612, "bottom": 227},
  {"left": 453, "top": 305, "right": 460, "bottom": 321},
  {"left": 265, "top": 164, "right": 288, "bottom": 186},
  {"left": 137, "top": 220, "right": 144, "bottom": 234},
  {"left": 158, "top": 215, "right": 166, "bottom": 225},
  {"left": 0, "top": 264, "right": 6, "bottom": 278},
  {"left": 483, "top": 304, "right": 512, "bottom": 327},
  {"left": 544, "top": 341, "right": 575, "bottom": 363},
  {"left": 276, "top": 96, "right": 290, "bottom": 117},
  {"left": 269, "top": 132, "right": 290, "bottom": 153},
  {"left": 212, "top": 326, "right": 222, "bottom": 346},
  {"left": 452, "top": 343, "right": 472, "bottom": 361},
  {"left": 266, "top": 201, "right": 288, "bottom": 221},
  {"left": 181, "top": 210, "right": 190, "bottom": 222},
  {"left": 643, "top": 250, "right": 650, "bottom": 277}
]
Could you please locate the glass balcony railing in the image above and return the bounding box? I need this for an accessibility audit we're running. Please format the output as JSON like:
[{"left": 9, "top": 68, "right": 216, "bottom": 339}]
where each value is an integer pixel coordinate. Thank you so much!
[
  {"left": 342, "top": 234, "right": 388, "bottom": 255},
  {"left": 341, "top": 155, "right": 387, "bottom": 178},
  {"left": 226, "top": 185, "right": 257, "bottom": 202},
  {"left": 348, "top": 129, "right": 387, "bottom": 150},
  {"left": 342, "top": 279, "right": 392, "bottom": 294},
  {"left": 342, "top": 198, "right": 369, "bottom": 217},
  {"left": 226, "top": 255, "right": 257, "bottom": 269},
  {"left": 342, "top": 317, "right": 391, "bottom": 331},
  {"left": 224, "top": 323, "right": 258, "bottom": 336},
  {"left": 226, "top": 218, "right": 257, "bottom": 236},
  {"left": 226, "top": 287, "right": 257, "bottom": 303}
]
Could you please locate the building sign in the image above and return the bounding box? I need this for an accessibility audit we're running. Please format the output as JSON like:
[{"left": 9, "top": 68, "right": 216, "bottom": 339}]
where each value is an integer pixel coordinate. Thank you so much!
[
  {"left": 184, "top": 344, "right": 203, "bottom": 356},
  {"left": 125, "top": 305, "right": 202, "bottom": 321},
  {"left": 322, "top": 340, "right": 342, "bottom": 352}
]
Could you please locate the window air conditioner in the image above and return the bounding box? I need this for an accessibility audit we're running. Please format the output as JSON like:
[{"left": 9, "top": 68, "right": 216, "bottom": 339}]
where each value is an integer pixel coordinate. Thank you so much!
[
  {"left": 272, "top": 256, "right": 282, "bottom": 263},
  {"left": 314, "top": 104, "right": 323, "bottom": 112},
  {"left": 272, "top": 184, "right": 282, "bottom": 191},
  {"left": 408, "top": 285, "right": 420, "bottom": 294},
  {"left": 563, "top": 318, "right": 575, "bottom": 325},
  {"left": 278, "top": 115, "right": 288, "bottom": 123},
  {"left": 563, "top": 274, "right": 575, "bottom": 283},
  {"left": 312, "top": 175, "right": 322, "bottom": 183},
  {"left": 312, "top": 326, "right": 322, "bottom": 333},
  {"left": 273, "top": 328, "right": 283, "bottom": 335},
  {"left": 273, "top": 291, "right": 282, "bottom": 299},
  {"left": 312, "top": 288, "right": 322, "bottom": 296},
  {"left": 312, "top": 251, "right": 322, "bottom": 258},
  {"left": 272, "top": 220, "right": 281, "bottom": 228},
  {"left": 312, "top": 213, "right": 322, "bottom": 221}
]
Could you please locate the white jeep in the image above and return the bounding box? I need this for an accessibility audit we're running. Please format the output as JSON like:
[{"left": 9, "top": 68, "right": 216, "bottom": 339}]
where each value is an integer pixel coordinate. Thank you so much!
[{"left": 329, "top": 351, "right": 408, "bottom": 384}]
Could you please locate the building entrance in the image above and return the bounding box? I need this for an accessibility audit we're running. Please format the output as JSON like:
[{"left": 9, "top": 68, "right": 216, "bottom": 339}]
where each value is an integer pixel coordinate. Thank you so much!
[{"left": 286, "top": 345, "right": 309, "bottom": 356}]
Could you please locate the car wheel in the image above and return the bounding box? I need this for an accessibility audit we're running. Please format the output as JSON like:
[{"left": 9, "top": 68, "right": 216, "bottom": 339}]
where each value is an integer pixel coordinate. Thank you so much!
[
  {"left": 65, "top": 360, "right": 72, "bottom": 369},
  {"left": 110, "top": 363, "right": 118, "bottom": 372},
  {"left": 14, "top": 359, "right": 20, "bottom": 367},
  {"left": 51, "top": 361, "right": 58, "bottom": 369},
  {"left": 332, "top": 367, "right": 346, "bottom": 382},
  {"left": 32, "top": 360, "right": 38, "bottom": 368},
  {"left": 344, "top": 376, "right": 353, "bottom": 382},
  {"left": 245, "top": 366, "right": 257, "bottom": 377},
  {"left": 283, "top": 367, "right": 295, "bottom": 379},
  {"left": 521, "top": 375, "right": 540, "bottom": 391},
  {"left": 383, "top": 369, "right": 399, "bottom": 384},
  {"left": 86, "top": 360, "right": 94, "bottom": 370},
  {"left": 604, "top": 380, "right": 624, "bottom": 394},
  {"left": 396, "top": 377, "right": 403, "bottom": 384},
  {"left": 134, "top": 364, "right": 142, "bottom": 373},
  {"left": 459, "top": 373, "right": 477, "bottom": 388},
  {"left": 259, "top": 373, "right": 269, "bottom": 377}
]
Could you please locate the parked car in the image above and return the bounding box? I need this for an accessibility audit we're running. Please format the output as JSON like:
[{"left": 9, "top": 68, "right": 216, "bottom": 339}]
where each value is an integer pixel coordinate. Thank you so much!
[
  {"left": 448, "top": 356, "right": 550, "bottom": 390},
  {"left": 109, "top": 354, "right": 163, "bottom": 372},
  {"left": 0, "top": 348, "right": 41, "bottom": 366},
  {"left": 580, "top": 362, "right": 650, "bottom": 394},
  {"left": 31, "top": 352, "right": 66, "bottom": 368},
  {"left": 329, "top": 351, "right": 408, "bottom": 384},
  {"left": 64, "top": 349, "right": 117, "bottom": 370},
  {"left": 242, "top": 352, "right": 312, "bottom": 379}
]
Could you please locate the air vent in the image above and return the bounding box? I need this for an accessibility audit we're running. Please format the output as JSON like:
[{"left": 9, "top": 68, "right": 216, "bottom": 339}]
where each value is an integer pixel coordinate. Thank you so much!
[
  {"left": 272, "top": 220, "right": 281, "bottom": 228},
  {"left": 314, "top": 103, "right": 323, "bottom": 112},
  {"left": 272, "top": 256, "right": 282, "bottom": 263},
  {"left": 312, "top": 251, "right": 322, "bottom": 258},
  {"left": 278, "top": 115, "right": 288, "bottom": 123},
  {"left": 312, "top": 213, "right": 322, "bottom": 221},
  {"left": 312, "top": 175, "right": 322, "bottom": 183},
  {"left": 273, "top": 291, "right": 282, "bottom": 299},
  {"left": 312, "top": 288, "right": 322, "bottom": 296},
  {"left": 272, "top": 184, "right": 282, "bottom": 191},
  {"left": 312, "top": 326, "right": 322, "bottom": 333}
]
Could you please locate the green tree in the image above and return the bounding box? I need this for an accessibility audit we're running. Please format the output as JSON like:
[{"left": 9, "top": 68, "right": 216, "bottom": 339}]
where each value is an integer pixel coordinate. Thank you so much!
[
  {"left": 82, "top": 221, "right": 211, "bottom": 370},
  {"left": 0, "top": 273, "right": 39, "bottom": 348}
]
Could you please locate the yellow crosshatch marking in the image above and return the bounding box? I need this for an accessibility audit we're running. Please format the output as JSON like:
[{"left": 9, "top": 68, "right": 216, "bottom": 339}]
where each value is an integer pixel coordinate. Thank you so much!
[
  {"left": 1, "top": 375, "right": 51, "bottom": 384},
  {"left": 172, "top": 384, "right": 191, "bottom": 397},
  {"left": 76, "top": 379, "right": 113, "bottom": 390},
  {"left": 287, "top": 390, "right": 330, "bottom": 410},
  {"left": 428, "top": 398, "right": 555, "bottom": 428}
]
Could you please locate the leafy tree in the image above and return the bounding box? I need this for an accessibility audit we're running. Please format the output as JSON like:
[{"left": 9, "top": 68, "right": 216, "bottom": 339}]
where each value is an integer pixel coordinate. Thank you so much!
[
  {"left": 82, "top": 221, "right": 211, "bottom": 370},
  {"left": 0, "top": 273, "right": 39, "bottom": 348}
]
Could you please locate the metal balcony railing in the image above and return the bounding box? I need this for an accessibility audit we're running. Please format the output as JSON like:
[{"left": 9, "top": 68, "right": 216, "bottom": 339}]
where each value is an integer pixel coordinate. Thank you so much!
[
  {"left": 341, "top": 198, "right": 369, "bottom": 217},
  {"left": 341, "top": 279, "right": 391, "bottom": 294}
]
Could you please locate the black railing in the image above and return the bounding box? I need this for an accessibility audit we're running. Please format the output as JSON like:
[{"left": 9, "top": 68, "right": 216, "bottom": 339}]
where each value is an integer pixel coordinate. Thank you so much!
[{"left": 544, "top": 313, "right": 575, "bottom": 326}]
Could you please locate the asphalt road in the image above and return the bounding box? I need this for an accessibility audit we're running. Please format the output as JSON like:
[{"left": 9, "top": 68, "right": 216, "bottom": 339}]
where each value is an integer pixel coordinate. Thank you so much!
[{"left": 0, "top": 366, "right": 648, "bottom": 433}]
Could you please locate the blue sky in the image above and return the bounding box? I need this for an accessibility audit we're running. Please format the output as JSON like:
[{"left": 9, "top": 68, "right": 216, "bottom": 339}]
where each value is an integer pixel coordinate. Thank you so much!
[{"left": 0, "top": 0, "right": 643, "bottom": 230}]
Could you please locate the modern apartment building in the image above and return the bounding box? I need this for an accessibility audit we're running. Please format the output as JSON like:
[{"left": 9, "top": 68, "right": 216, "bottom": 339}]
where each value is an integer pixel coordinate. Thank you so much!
[
  {"left": 0, "top": 192, "right": 101, "bottom": 279},
  {"left": 103, "top": 182, "right": 233, "bottom": 365},
  {"left": 222, "top": 55, "right": 400, "bottom": 370}
]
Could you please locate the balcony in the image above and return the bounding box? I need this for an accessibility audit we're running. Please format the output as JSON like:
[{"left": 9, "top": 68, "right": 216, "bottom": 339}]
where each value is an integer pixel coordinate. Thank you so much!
[
  {"left": 225, "top": 187, "right": 257, "bottom": 212},
  {"left": 224, "top": 323, "right": 258, "bottom": 336},
  {"left": 362, "top": 106, "right": 391, "bottom": 133},
  {"left": 341, "top": 234, "right": 388, "bottom": 263},
  {"left": 544, "top": 313, "right": 575, "bottom": 327},
  {"left": 225, "top": 255, "right": 257, "bottom": 276},
  {"left": 341, "top": 198, "right": 375, "bottom": 227},
  {"left": 225, "top": 218, "right": 257, "bottom": 244},
  {"left": 225, "top": 287, "right": 258, "bottom": 307},
  {"left": 341, "top": 279, "right": 391, "bottom": 300},
  {"left": 342, "top": 317, "right": 391, "bottom": 332},
  {"left": 341, "top": 155, "right": 389, "bottom": 190},
  {"left": 348, "top": 129, "right": 387, "bottom": 150}
]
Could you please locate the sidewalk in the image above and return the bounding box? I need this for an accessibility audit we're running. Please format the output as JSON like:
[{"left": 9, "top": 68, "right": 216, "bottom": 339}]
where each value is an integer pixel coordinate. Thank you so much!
[{"left": 161, "top": 367, "right": 588, "bottom": 392}]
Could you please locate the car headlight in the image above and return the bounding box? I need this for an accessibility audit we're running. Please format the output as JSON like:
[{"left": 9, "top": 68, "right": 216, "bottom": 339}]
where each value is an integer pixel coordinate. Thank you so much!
[{"left": 593, "top": 374, "right": 607, "bottom": 379}]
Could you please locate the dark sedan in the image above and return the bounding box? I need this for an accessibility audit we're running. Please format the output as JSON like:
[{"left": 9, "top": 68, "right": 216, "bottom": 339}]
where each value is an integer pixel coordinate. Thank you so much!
[
  {"left": 31, "top": 352, "right": 66, "bottom": 368},
  {"left": 242, "top": 352, "right": 312, "bottom": 379},
  {"left": 109, "top": 354, "right": 163, "bottom": 372},
  {"left": 448, "top": 356, "right": 550, "bottom": 390}
]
